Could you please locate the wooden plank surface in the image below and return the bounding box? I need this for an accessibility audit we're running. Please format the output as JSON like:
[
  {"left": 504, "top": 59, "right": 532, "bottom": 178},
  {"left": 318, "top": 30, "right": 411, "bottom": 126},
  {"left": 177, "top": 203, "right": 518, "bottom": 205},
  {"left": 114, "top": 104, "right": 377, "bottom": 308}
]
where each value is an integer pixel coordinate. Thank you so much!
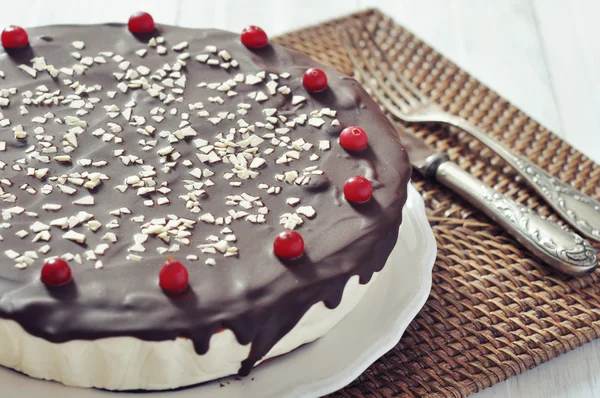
[
  {"left": 0, "top": 1, "right": 597, "bottom": 397},
  {"left": 532, "top": 0, "right": 600, "bottom": 163}
]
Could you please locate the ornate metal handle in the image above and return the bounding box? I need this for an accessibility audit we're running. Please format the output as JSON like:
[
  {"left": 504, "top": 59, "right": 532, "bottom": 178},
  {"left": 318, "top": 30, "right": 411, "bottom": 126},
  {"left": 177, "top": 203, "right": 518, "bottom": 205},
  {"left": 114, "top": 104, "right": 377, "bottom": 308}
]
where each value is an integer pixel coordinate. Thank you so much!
[
  {"left": 448, "top": 117, "right": 600, "bottom": 243},
  {"left": 435, "top": 161, "right": 598, "bottom": 276}
]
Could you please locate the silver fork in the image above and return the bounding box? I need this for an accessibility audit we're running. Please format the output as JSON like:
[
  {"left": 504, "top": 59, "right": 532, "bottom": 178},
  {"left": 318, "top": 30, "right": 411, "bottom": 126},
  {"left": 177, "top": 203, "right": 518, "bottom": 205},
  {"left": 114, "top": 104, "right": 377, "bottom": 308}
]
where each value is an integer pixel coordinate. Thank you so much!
[{"left": 340, "top": 22, "right": 600, "bottom": 243}]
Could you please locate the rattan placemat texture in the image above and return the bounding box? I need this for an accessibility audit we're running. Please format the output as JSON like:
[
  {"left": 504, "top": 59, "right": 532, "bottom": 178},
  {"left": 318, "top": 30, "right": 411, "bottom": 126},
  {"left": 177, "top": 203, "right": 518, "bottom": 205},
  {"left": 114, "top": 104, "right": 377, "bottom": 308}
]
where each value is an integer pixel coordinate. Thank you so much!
[{"left": 273, "top": 9, "right": 600, "bottom": 398}]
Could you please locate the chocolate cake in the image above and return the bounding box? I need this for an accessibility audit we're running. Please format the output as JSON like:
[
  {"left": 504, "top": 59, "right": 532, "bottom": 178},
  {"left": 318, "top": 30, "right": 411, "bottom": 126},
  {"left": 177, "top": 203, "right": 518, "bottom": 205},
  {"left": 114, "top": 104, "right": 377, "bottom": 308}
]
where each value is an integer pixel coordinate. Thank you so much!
[{"left": 0, "top": 13, "right": 411, "bottom": 390}]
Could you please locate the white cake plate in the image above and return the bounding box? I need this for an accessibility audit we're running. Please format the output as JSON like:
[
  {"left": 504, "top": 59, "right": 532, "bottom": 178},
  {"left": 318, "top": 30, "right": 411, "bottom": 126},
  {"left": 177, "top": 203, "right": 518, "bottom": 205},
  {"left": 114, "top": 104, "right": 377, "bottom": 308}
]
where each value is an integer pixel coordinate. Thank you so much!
[{"left": 0, "top": 183, "right": 436, "bottom": 398}]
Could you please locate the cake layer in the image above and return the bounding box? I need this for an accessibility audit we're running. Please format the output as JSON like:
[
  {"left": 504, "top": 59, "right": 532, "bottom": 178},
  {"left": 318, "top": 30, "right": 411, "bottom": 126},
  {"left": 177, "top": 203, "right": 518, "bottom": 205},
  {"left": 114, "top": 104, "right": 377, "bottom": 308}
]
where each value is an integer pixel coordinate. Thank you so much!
[
  {"left": 0, "top": 23, "right": 411, "bottom": 385},
  {"left": 0, "top": 272, "right": 377, "bottom": 390}
]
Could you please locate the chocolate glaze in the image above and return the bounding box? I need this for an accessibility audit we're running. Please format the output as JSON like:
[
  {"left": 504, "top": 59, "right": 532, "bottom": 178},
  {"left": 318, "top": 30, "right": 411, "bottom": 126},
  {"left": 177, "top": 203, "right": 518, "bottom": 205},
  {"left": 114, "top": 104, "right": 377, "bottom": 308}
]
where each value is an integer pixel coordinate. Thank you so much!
[{"left": 0, "top": 25, "right": 411, "bottom": 380}]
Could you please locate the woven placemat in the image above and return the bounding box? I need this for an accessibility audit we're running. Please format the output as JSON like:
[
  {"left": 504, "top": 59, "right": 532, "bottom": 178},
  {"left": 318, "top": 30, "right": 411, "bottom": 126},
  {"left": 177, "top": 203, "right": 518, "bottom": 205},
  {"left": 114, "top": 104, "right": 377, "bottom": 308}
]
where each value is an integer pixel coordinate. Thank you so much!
[{"left": 273, "top": 8, "right": 600, "bottom": 398}]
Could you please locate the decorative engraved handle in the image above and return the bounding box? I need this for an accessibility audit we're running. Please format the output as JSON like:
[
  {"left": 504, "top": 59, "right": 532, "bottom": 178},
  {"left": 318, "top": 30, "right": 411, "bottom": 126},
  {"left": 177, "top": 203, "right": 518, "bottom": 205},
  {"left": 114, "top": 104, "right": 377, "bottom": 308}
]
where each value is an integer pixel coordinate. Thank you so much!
[
  {"left": 435, "top": 161, "right": 598, "bottom": 276},
  {"left": 510, "top": 156, "right": 600, "bottom": 240},
  {"left": 448, "top": 117, "right": 600, "bottom": 243}
]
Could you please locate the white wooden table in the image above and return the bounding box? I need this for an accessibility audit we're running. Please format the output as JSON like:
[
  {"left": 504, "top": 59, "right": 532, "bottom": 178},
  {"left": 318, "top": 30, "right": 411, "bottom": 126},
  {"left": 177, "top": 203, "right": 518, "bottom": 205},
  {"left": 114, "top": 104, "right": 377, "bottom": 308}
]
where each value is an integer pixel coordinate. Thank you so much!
[{"left": 0, "top": 0, "right": 598, "bottom": 396}]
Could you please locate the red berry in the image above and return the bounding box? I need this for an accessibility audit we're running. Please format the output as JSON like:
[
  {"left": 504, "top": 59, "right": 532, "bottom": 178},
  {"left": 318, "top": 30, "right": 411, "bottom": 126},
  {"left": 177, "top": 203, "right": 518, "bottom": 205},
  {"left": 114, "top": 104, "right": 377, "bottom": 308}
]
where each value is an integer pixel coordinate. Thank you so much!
[
  {"left": 1, "top": 25, "right": 28, "bottom": 49},
  {"left": 128, "top": 12, "right": 155, "bottom": 34},
  {"left": 344, "top": 176, "right": 373, "bottom": 203},
  {"left": 241, "top": 25, "right": 268, "bottom": 48},
  {"left": 339, "top": 126, "right": 369, "bottom": 151},
  {"left": 303, "top": 68, "right": 328, "bottom": 92},
  {"left": 41, "top": 258, "right": 72, "bottom": 286},
  {"left": 273, "top": 231, "right": 304, "bottom": 259},
  {"left": 159, "top": 260, "right": 189, "bottom": 294}
]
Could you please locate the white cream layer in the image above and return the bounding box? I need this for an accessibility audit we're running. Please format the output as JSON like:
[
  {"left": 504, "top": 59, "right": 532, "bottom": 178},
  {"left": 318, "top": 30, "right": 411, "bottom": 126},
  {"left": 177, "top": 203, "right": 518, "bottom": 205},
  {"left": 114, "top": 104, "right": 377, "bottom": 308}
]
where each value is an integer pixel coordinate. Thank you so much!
[{"left": 0, "top": 272, "right": 377, "bottom": 391}]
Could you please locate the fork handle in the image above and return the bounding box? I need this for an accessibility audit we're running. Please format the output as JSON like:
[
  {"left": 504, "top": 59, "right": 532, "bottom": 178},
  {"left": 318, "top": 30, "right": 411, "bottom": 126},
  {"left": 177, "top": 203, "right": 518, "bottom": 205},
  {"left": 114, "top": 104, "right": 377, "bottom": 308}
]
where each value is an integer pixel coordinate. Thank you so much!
[
  {"left": 447, "top": 117, "right": 600, "bottom": 243},
  {"left": 434, "top": 160, "right": 597, "bottom": 276}
]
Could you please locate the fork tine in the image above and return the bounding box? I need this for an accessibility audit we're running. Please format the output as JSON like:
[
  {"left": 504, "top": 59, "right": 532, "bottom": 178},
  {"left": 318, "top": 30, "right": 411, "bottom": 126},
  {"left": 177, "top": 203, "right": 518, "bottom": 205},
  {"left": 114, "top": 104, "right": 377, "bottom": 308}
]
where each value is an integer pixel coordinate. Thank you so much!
[
  {"left": 341, "top": 25, "right": 418, "bottom": 109},
  {"left": 352, "top": 30, "right": 422, "bottom": 108},
  {"left": 358, "top": 25, "right": 430, "bottom": 104},
  {"left": 340, "top": 26, "right": 411, "bottom": 119},
  {"left": 341, "top": 27, "right": 409, "bottom": 116},
  {"left": 341, "top": 24, "right": 422, "bottom": 117}
]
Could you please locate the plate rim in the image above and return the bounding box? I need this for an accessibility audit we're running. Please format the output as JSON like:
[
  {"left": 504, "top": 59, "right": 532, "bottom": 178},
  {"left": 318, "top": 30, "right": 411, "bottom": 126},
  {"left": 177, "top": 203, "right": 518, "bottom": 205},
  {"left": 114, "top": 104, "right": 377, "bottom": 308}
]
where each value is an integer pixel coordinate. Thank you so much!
[{"left": 286, "top": 182, "right": 437, "bottom": 398}]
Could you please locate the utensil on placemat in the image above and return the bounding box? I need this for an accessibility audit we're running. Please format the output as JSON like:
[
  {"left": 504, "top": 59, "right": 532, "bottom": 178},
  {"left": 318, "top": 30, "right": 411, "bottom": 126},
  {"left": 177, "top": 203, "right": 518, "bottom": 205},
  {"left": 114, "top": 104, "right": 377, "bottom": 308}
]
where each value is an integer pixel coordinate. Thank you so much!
[
  {"left": 340, "top": 23, "right": 600, "bottom": 244},
  {"left": 340, "top": 26, "right": 598, "bottom": 276}
]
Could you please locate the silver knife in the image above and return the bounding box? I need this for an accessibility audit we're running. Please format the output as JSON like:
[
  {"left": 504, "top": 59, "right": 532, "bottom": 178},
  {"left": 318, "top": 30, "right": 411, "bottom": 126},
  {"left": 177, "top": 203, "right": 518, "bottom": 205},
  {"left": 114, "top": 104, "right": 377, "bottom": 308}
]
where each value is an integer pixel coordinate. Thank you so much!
[{"left": 398, "top": 126, "right": 598, "bottom": 276}]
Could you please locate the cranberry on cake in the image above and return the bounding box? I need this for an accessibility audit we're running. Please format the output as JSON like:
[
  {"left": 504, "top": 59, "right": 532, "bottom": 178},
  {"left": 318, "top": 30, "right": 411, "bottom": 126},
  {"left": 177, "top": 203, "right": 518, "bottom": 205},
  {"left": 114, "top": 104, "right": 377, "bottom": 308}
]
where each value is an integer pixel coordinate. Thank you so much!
[{"left": 0, "top": 13, "right": 411, "bottom": 390}]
